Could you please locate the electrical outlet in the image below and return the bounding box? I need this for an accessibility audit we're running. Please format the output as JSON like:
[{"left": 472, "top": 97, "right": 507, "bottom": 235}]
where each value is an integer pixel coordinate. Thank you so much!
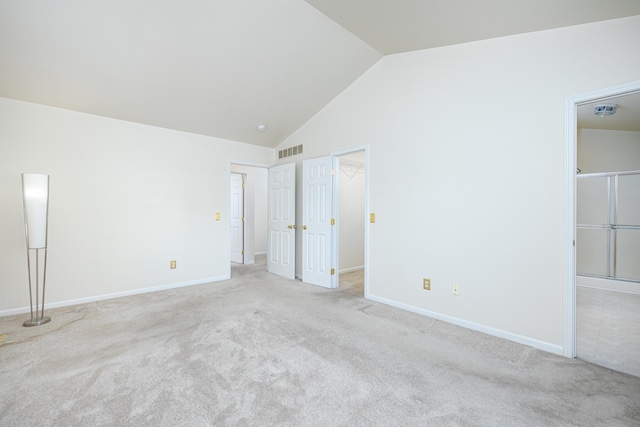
[
  {"left": 423, "top": 278, "right": 431, "bottom": 291},
  {"left": 453, "top": 284, "right": 460, "bottom": 296},
  {"left": 170, "top": 260, "right": 177, "bottom": 269}
]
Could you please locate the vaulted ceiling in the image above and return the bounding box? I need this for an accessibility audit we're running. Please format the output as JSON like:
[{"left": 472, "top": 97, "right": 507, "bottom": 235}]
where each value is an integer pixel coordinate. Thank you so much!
[{"left": 1, "top": 1, "right": 639, "bottom": 147}]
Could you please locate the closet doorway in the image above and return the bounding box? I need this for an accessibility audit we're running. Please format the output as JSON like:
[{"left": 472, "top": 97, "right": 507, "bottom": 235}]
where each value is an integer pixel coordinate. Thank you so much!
[
  {"left": 336, "top": 149, "right": 366, "bottom": 296},
  {"left": 229, "top": 164, "right": 269, "bottom": 269}
]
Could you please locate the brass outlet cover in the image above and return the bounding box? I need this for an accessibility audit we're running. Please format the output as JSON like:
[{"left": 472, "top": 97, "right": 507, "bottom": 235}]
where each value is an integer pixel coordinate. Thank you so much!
[
  {"left": 170, "top": 260, "right": 177, "bottom": 269},
  {"left": 423, "top": 278, "right": 431, "bottom": 290},
  {"left": 215, "top": 212, "right": 221, "bottom": 221},
  {"left": 370, "top": 213, "right": 376, "bottom": 223}
]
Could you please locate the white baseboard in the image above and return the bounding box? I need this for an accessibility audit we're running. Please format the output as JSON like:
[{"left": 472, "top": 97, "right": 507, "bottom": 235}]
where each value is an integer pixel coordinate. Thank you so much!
[
  {"left": 0, "top": 275, "right": 230, "bottom": 317},
  {"left": 254, "top": 251, "right": 267, "bottom": 256},
  {"left": 366, "top": 294, "right": 563, "bottom": 356},
  {"left": 577, "top": 275, "right": 640, "bottom": 295},
  {"left": 339, "top": 265, "right": 364, "bottom": 274}
]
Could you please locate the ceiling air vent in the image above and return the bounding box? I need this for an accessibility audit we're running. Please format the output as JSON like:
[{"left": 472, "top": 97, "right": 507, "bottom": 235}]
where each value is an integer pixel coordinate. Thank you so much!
[
  {"left": 278, "top": 144, "right": 303, "bottom": 159},
  {"left": 593, "top": 104, "right": 617, "bottom": 117}
]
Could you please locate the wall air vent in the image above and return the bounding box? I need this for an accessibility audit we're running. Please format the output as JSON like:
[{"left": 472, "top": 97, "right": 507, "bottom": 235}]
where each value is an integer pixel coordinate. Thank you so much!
[
  {"left": 593, "top": 104, "right": 617, "bottom": 117},
  {"left": 278, "top": 144, "right": 303, "bottom": 159}
]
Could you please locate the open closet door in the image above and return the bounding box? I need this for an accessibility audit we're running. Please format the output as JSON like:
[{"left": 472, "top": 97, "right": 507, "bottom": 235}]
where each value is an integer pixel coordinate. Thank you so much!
[
  {"left": 267, "top": 163, "right": 296, "bottom": 279},
  {"left": 230, "top": 173, "right": 245, "bottom": 264},
  {"left": 302, "top": 156, "right": 336, "bottom": 288}
]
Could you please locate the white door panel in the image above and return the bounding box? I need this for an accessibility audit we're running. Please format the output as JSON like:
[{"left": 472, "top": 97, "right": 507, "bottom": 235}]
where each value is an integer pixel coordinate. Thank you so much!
[
  {"left": 230, "top": 173, "right": 244, "bottom": 264},
  {"left": 302, "top": 156, "right": 335, "bottom": 288},
  {"left": 268, "top": 163, "right": 296, "bottom": 279}
]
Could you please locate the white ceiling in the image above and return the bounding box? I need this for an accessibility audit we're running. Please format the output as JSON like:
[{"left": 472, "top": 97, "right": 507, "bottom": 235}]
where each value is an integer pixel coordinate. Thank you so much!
[
  {"left": 1, "top": 1, "right": 639, "bottom": 148},
  {"left": 305, "top": 0, "right": 640, "bottom": 55}
]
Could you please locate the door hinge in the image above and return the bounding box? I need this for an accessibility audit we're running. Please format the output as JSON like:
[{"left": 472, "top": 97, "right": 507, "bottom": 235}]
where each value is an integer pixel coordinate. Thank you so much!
[
  {"left": 242, "top": 250, "right": 244, "bottom": 255},
  {"left": 331, "top": 218, "right": 335, "bottom": 225},
  {"left": 242, "top": 183, "right": 245, "bottom": 188},
  {"left": 331, "top": 268, "right": 335, "bottom": 275},
  {"left": 242, "top": 217, "right": 245, "bottom": 222}
]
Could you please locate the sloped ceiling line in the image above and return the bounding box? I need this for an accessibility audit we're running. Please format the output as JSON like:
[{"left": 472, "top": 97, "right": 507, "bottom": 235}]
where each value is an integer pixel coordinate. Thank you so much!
[{"left": 1, "top": 0, "right": 639, "bottom": 147}]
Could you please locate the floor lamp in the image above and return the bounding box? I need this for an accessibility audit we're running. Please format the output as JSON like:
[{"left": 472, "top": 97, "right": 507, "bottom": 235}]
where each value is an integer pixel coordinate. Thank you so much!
[{"left": 22, "top": 173, "right": 51, "bottom": 327}]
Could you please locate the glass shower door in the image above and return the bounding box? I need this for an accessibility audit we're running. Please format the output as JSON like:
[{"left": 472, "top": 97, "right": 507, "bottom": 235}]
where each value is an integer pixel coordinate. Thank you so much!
[
  {"left": 577, "top": 171, "right": 640, "bottom": 283},
  {"left": 577, "top": 175, "right": 611, "bottom": 278},
  {"left": 616, "top": 174, "right": 640, "bottom": 281}
]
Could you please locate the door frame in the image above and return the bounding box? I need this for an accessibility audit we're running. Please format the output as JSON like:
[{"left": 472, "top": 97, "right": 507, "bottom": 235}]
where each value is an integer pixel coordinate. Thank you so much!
[
  {"left": 331, "top": 145, "right": 370, "bottom": 298},
  {"left": 562, "top": 80, "right": 640, "bottom": 358}
]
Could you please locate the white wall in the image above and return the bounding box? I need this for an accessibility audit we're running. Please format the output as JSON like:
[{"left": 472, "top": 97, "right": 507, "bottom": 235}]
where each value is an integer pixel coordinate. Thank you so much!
[
  {"left": 0, "top": 97, "right": 273, "bottom": 313},
  {"left": 578, "top": 129, "right": 640, "bottom": 173},
  {"left": 338, "top": 161, "right": 365, "bottom": 272},
  {"left": 276, "top": 16, "right": 640, "bottom": 353}
]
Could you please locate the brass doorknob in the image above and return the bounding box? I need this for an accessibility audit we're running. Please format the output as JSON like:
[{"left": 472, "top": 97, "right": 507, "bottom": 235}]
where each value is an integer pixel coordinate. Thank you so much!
[
  {"left": 302, "top": 225, "right": 307, "bottom": 230},
  {"left": 287, "top": 225, "right": 293, "bottom": 229}
]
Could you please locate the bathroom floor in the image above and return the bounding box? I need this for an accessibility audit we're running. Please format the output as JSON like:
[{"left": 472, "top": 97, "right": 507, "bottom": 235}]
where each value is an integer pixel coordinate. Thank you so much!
[{"left": 577, "top": 286, "right": 640, "bottom": 377}]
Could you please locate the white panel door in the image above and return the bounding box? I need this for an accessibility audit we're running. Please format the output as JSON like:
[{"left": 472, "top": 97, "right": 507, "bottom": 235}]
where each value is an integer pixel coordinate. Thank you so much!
[
  {"left": 267, "top": 163, "right": 296, "bottom": 279},
  {"left": 230, "top": 173, "right": 244, "bottom": 264},
  {"left": 302, "top": 156, "right": 335, "bottom": 288}
]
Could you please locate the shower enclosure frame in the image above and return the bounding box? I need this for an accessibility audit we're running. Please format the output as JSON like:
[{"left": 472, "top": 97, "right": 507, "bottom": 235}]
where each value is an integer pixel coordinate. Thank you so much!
[{"left": 576, "top": 169, "right": 640, "bottom": 283}]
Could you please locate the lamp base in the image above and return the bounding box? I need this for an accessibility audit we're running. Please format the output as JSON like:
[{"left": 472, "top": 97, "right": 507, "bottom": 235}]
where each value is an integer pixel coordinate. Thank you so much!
[{"left": 23, "top": 316, "right": 51, "bottom": 327}]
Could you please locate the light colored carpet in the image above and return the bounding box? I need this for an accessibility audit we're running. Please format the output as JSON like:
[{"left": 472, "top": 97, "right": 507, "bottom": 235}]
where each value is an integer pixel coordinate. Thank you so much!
[{"left": 1, "top": 259, "right": 639, "bottom": 426}]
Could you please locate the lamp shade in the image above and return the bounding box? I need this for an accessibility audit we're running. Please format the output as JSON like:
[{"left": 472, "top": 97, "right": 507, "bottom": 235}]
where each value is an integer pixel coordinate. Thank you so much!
[{"left": 22, "top": 173, "right": 49, "bottom": 249}]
